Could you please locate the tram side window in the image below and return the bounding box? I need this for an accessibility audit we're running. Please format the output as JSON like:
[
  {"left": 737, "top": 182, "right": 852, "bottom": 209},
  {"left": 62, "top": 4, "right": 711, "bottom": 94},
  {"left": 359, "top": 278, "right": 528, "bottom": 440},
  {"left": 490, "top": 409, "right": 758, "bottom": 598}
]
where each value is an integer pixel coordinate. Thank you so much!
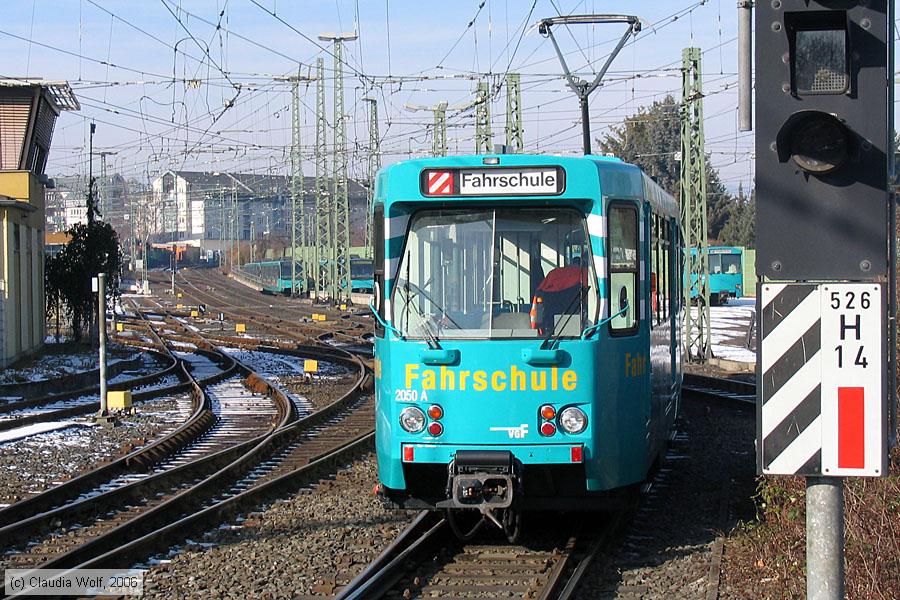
[
  {"left": 608, "top": 203, "right": 639, "bottom": 333},
  {"left": 650, "top": 215, "right": 670, "bottom": 327},
  {"left": 660, "top": 220, "right": 669, "bottom": 323},
  {"left": 651, "top": 217, "right": 659, "bottom": 325},
  {"left": 373, "top": 204, "right": 385, "bottom": 337}
]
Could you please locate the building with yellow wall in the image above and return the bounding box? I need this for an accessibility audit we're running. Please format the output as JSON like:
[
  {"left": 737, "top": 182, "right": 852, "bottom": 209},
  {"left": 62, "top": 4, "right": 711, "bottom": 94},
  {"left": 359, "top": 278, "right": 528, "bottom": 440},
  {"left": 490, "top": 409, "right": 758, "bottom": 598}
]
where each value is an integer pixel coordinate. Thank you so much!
[{"left": 0, "top": 80, "right": 78, "bottom": 367}]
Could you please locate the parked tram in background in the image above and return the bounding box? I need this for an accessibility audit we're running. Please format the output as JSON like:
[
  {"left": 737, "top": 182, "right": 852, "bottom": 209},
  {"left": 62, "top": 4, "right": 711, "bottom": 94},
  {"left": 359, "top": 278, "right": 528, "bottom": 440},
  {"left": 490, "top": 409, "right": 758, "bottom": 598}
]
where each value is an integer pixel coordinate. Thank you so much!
[
  {"left": 370, "top": 154, "right": 684, "bottom": 540},
  {"left": 689, "top": 246, "right": 744, "bottom": 305},
  {"left": 350, "top": 257, "right": 374, "bottom": 293},
  {"left": 241, "top": 259, "right": 305, "bottom": 295}
]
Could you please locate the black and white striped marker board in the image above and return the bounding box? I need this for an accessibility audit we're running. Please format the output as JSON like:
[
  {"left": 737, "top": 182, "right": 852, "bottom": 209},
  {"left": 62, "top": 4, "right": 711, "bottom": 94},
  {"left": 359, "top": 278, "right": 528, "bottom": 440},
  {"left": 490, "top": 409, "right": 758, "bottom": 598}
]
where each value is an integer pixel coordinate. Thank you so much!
[{"left": 759, "top": 283, "right": 887, "bottom": 477}]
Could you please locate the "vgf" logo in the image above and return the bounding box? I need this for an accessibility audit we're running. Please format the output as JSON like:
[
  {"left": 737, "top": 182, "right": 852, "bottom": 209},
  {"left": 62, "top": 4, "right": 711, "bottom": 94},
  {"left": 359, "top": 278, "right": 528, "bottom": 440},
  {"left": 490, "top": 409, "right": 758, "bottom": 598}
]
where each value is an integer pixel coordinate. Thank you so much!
[{"left": 489, "top": 424, "right": 529, "bottom": 439}]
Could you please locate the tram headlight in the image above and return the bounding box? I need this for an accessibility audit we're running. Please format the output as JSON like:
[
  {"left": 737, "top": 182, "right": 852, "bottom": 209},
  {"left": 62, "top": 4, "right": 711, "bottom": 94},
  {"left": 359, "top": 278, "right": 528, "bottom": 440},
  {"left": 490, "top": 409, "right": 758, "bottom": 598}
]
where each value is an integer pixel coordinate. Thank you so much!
[
  {"left": 558, "top": 407, "right": 587, "bottom": 434},
  {"left": 399, "top": 406, "right": 426, "bottom": 433}
]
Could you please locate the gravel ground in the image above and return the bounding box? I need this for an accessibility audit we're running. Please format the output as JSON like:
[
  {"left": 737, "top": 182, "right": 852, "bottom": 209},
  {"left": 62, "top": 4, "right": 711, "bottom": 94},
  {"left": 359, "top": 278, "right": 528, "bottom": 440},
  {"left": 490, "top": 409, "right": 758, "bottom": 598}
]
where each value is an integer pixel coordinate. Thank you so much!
[
  {"left": 0, "top": 394, "right": 192, "bottom": 505},
  {"left": 573, "top": 396, "right": 757, "bottom": 599},
  {"left": 222, "top": 348, "right": 353, "bottom": 414},
  {"left": 142, "top": 453, "right": 412, "bottom": 599},
  {"left": 281, "top": 370, "right": 359, "bottom": 412}
]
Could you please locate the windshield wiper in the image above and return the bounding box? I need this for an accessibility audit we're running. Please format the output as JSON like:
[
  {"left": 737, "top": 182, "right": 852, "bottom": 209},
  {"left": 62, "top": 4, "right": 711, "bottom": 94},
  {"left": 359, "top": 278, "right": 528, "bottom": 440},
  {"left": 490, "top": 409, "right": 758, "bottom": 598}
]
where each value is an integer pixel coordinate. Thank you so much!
[{"left": 399, "top": 285, "right": 442, "bottom": 349}]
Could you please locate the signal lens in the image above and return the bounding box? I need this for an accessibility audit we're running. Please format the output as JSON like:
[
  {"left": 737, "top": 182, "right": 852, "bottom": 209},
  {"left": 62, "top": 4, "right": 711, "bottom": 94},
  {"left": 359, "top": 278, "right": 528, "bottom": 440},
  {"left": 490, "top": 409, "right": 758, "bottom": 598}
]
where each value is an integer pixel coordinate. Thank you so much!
[
  {"left": 427, "top": 404, "right": 444, "bottom": 420},
  {"left": 399, "top": 406, "right": 426, "bottom": 433},
  {"left": 427, "top": 421, "right": 443, "bottom": 436},
  {"left": 558, "top": 407, "right": 587, "bottom": 434},
  {"left": 540, "top": 405, "right": 556, "bottom": 420},
  {"left": 789, "top": 113, "right": 849, "bottom": 174},
  {"left": 540, "top": 422, "right": 557, "bottom": 436}
]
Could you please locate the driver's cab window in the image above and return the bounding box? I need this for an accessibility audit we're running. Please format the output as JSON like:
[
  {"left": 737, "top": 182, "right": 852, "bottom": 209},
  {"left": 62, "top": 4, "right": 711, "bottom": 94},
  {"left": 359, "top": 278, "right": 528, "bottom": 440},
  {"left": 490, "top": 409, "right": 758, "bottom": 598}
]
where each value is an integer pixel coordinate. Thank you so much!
[
  {"left": 608, "top": 203, "right": 639, "bottom": 333},
  {"left": 392, "top": 208, "right": 598, "bottom": 339}
]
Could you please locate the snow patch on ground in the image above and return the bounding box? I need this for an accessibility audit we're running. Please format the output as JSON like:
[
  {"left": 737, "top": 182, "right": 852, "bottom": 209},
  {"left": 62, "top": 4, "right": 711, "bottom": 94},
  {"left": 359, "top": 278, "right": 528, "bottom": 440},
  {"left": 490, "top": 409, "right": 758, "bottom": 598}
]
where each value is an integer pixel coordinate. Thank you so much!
[
  {"left": 0, "top": 420, "right": 95, "bottom": 444},
  {"left": 692, "top": 299, "right": 756, "bottom": 364},
  {"left": 0, "top": 347, "right": 134, "bottom": 385}
]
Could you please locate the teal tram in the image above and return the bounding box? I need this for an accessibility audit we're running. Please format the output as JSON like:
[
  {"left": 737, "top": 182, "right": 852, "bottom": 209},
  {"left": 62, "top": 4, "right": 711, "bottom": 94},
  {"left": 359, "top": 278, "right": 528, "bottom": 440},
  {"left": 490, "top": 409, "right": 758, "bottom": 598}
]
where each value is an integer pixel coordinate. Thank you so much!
[
  {"left": 370, "top": 154, "right": 684, "bottom": 539},
  {"left": 350, "top": 257, "right": 375, "bottom": 294},
  {"left": 689, "top": 246, "right": 744, "bottom": 304},
  {"left": 241, "top": 259, "right": 301, "bottom": 295}
]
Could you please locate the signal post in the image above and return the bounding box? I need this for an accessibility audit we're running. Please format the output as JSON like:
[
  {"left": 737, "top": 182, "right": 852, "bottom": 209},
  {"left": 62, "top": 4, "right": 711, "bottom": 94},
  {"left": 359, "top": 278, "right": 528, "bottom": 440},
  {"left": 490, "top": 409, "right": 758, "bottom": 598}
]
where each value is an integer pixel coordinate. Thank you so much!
[{"left": 754, "top": 2, "right": 895, "bottom": 598}]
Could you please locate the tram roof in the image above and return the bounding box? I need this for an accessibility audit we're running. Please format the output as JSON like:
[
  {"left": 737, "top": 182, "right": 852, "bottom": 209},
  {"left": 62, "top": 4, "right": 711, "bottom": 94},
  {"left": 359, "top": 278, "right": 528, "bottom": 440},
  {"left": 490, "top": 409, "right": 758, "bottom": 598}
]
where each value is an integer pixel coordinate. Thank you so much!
[{"left": 376, "top": 154, "right": 678, "bottom": 218}]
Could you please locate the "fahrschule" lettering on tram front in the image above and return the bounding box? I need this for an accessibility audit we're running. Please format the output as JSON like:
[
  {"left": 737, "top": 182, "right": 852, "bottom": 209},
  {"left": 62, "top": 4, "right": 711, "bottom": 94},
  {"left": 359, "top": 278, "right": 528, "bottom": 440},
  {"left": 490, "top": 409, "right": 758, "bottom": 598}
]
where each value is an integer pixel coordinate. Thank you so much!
[{"left": 460, "top": 170, "right": 556, "bottom": 189}]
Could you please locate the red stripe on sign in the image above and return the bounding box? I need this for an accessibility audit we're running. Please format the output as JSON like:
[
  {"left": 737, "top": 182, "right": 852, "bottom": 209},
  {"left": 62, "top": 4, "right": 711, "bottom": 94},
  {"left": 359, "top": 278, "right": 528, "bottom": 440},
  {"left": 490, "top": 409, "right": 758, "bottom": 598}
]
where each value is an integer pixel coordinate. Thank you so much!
[
  {"left": 427, "top": 171, "right": 452, "bottom": 195},
  {"left": 838, "top": 386, "right": 865, "bottom": 469}
]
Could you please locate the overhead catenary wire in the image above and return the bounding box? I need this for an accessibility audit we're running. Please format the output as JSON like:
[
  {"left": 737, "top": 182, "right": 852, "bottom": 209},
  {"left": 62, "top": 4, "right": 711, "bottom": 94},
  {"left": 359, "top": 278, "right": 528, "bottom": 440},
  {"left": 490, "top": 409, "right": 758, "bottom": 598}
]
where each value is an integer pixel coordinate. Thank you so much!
[{"left": 6, "top": 0, "right": 755, "bottom": 194}]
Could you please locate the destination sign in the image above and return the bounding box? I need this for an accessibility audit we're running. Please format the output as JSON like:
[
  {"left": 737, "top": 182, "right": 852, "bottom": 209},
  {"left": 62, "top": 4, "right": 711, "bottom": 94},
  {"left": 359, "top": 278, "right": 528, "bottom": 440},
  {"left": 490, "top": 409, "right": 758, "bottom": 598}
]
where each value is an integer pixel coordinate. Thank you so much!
[{"left": 458, "top": 167, "right": 563, "bottom": 196}]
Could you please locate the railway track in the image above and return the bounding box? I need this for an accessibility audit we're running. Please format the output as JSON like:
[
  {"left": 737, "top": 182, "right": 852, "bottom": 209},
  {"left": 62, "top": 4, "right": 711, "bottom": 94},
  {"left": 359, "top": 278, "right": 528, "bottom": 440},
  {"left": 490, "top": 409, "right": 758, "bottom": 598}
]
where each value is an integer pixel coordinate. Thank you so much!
[
  {"left": 337, "top": 377, "right": 757, "bottom": 599},
  {"left": 1, "top": 302, "right": 373, "bottom": 598},
  {"left": 682, "top": 372, "right": 756, "bottom": 406},
  {"left": 335, "top": 511, "right": 628, "bottom": 600},
  {"left": 164, "top": 268, "right": 372, "bottom": 348},
  {"left": 0, "top": 326, "right": 290, "bottom": 572},
  {"left": 0, "top": 345, "right": 183, "bottom": 432}
]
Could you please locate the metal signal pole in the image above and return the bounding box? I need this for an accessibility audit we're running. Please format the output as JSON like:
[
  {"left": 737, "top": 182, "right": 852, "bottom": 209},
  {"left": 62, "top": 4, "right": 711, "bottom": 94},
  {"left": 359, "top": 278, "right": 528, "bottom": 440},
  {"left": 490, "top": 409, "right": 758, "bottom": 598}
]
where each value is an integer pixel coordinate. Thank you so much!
[
  {"left": 363, "top": 97, "right": 381, "bottom": 256},
  {"left": 314, "top": 57, "right": 330, "bottom": 301},
  {"left": 505, "top": 73, "right": 523, "bottom": 153},
  {"left": 475, "top": 82, "right": 493, "bottom": 154},
  {"left": 94, "top": 151, "right": 116, "bottom": 222},
  {"left": 680, "top": 47, "right": 711, "bottom": 362},
  {"left": 403, "top": 100, "right": 450, "bottom": 156},
  {"left": 404, "top": 101, "right": 449, "bottom": 157},
  {"left": 276, "top": 70, "right": 315, "bottom": 296},
  {"left": 319, "top": 32, "right": 357, "bottom": 304}
]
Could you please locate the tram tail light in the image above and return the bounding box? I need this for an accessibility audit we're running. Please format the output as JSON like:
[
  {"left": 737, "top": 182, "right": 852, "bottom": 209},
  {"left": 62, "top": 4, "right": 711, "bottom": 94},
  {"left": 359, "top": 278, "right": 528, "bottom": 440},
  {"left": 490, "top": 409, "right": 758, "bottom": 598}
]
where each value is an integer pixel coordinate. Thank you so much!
[
  {"left": 540, "top": 405, "right": 556, "bottom": 420},
  {"left": 427, "top": 422, "right": 443, "bottom": 436},
  {"left": 540, "top": 422, "right": 557, "bottom": 437},
  {"left": 427, "top": 404, "right": 443, "bottom": 420},
  {"left": 571, "top": 446, "right": 583, "bottom": 463}
]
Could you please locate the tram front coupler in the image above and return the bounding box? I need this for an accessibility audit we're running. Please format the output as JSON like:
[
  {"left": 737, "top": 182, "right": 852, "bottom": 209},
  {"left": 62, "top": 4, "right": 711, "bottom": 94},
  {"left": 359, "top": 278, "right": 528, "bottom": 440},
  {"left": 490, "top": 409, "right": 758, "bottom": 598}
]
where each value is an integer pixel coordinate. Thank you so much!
[
  {"left": 444, "top": 450, "right": 521, "bottom": 510},
  {"left": 451, "top": 472, "right": 514, "bottom": 509},
  {"left": 442, "top": 450, "right": 523, "bottom": 542}
]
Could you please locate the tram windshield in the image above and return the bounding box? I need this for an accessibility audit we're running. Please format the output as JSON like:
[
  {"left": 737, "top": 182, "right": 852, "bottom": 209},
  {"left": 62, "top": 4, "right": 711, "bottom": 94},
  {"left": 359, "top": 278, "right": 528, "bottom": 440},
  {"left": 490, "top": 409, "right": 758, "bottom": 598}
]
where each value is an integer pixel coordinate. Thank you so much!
[
  {"left": 392, "top": 208, "right": 598, "bottom": 339},
  {"left": 709, "top": 253, "right": 741, "bottom": 275},
  {"left": 351, "top": 259, "right": 374, "bottom": 278}
]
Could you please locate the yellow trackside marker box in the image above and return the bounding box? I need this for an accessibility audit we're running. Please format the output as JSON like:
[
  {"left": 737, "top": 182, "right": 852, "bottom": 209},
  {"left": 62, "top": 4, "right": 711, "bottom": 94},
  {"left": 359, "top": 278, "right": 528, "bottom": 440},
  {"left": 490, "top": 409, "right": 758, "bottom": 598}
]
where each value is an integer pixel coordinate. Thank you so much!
[
  {"left": 340, "top": 304, "right": 347, "bottom": 311},
  {"left": 235, "top": 323, "right": 246, "bottom": 333},
  {"left": 176, "top": 303, "right": 183, "bottom": 309},
  {"left": 303, "top": 359, "right": 319, "bottom": 373},
  {"left": 116, "top": 323, "right": 124, "bottom": 332},
  {"left": 177, "top": 293, "right": 183, "bottom": 298},
  {"left": 190, "top": 310, "right": 199, "bottom": 317},
  {"left": 318, "top": 314, "right": 327, "bottom": 322},
  {"left": 107, "top": 391, "right": 133, "bottom": 410}
]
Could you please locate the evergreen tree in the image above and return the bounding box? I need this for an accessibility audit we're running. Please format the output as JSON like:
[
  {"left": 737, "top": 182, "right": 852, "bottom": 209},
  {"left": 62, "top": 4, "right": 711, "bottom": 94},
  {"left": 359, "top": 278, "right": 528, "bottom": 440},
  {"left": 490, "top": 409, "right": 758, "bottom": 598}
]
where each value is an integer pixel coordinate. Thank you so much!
[
  {"left": 597, "top": 95, "right": 736, "bottom": 241},
  {"left": 719, "top": 184, "right": 756, "bottom": 248},
  {"left": 46, "top": 221, "right": 123, "bottom": 342}
]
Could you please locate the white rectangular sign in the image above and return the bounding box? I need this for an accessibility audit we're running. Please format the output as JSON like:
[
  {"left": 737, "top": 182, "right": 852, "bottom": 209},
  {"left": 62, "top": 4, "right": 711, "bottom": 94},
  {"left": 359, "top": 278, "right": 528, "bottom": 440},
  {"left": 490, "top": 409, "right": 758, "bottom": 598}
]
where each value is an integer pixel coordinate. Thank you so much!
[
  {"left": 819, "top": 283, "right": 885, "bottom": 476},
  {"left": 759, "top": 282, "right": 887, "bottom": 477},
  {"left": 458, "top": 168, "right": 561, "bottom": 195}
]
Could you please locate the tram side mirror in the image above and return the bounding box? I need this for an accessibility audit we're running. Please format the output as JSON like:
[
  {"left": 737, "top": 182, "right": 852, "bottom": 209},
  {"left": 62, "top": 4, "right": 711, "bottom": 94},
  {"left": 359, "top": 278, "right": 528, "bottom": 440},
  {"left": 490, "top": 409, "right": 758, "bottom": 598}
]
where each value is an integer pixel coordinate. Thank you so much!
[{"left": 618, "top": 286, "right": 629, "bottom": 313}]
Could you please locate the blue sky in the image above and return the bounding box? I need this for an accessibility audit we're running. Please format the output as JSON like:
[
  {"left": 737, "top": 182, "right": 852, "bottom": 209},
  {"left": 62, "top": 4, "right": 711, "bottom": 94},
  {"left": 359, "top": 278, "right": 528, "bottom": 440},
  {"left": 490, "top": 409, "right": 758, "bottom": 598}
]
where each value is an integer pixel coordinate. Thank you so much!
[{"left": 0, "top": 1, "right": 825, "bottom": 193}]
